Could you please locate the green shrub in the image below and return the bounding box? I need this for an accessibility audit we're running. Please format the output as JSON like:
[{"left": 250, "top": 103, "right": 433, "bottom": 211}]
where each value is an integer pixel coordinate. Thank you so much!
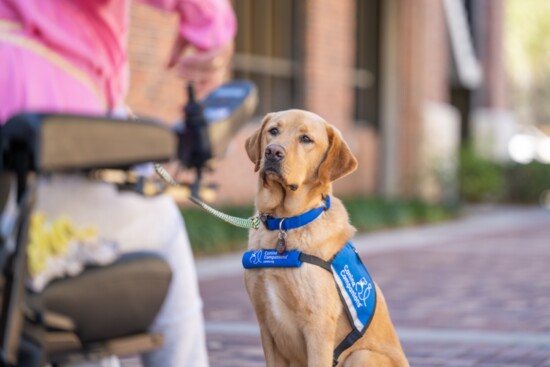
[
  {"left": 342, "top": 197, "right": 453, "bottom": 232},
  {"left": 457, "top": 144, "right": 550, "bottom": 204},
  {"left": 505, "top": 161, "right": 550, "bottom": 203},
  {"left": 458, "top": 145, "right": 506, "bottom": 202},
  {"left": 181, "top": 196, "right": 456, "bottom": 256}
]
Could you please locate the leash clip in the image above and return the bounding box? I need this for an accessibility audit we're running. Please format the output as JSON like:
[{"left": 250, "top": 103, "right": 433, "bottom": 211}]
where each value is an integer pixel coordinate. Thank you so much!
[
  {"left": 249, "top": 216, "right": 261, "bottom": 230},
  {"left": 276, "top": 218, "right": 287, "bottom": 254}
]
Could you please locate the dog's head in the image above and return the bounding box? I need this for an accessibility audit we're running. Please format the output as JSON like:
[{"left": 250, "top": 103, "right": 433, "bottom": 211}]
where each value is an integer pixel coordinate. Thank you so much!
[{"left": 245, "top": 110, "right": 357, "bottom": 195}]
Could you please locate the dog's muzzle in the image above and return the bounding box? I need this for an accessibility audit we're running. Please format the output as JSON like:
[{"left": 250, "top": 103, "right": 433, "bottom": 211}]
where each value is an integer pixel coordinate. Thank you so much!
[
  {"left": 262, "top": 144, "right": 298, "bottom": 190},
  {"left": 265, "top": 144, "right": 285, "bottom": 163},
  {"left": 262, "top": 144, "right": 285, "bottom": 174}
]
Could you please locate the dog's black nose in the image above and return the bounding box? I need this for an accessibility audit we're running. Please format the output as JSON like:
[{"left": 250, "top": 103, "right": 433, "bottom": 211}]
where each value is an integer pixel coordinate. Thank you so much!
[{"left": 265, "top": 144, "right": 285, "bottom": 162}]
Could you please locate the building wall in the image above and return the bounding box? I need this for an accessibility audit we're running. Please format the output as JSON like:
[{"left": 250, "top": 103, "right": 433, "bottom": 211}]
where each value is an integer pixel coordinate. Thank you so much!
[
  {"left": 303, "top": 0, "right": 354, "bottom": 128},
  {"left": 474, "top": 0, "right": 507, "bottom": 110},
  {"left": 303, "top": 0, "right": 378, "bottom": 197},
  {"left": 126, "top": 4, "right": 182, "bottom": 124},
  {"left": 395, "top": 0, "right": 456, "bottom": 199},
  {"left": 470, "top": 0, "right": 514, "bottom": 163},
  {"left": 395, "top": 0, "right": 423, "bottom": 195},
  {"left": 422, "top": 0, "right": 451, "bottom": 104},
  {"left": 125, "top": 0, "right": 505, "bottom": 205}
]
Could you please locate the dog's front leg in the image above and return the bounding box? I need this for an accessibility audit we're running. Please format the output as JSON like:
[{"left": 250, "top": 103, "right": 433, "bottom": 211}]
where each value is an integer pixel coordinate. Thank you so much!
[
  {"left": 259, "top": 326, "right": 290, "bottom": 367},
  {"left": 304, "top": 324, "right": 335, "bottom": 367}
]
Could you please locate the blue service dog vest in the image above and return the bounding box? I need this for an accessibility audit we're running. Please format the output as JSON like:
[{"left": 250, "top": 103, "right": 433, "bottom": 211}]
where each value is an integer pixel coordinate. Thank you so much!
[{"left": 243, "top": 242, "right": 376, "bottom": 366}]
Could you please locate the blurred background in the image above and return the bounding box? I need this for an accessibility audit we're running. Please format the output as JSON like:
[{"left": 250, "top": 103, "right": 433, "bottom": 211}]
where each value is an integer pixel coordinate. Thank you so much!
[
  {"left": 117, "top": 1, "right": 550, "bottom": 365},
  {"left": 125, "top": 0, "right": 550, "bottom": 211},
  {"left": 122, "top": 0, "right": 550, "bottom": 254},
  {"left": 128, "top": 0, "right": 550, "bottom": 213}
]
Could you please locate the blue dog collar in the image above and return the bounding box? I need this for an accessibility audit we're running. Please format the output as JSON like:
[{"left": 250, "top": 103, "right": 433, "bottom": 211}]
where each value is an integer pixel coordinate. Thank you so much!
[{"left": 263, "top": 196, "right": 331, "bottom": 231}]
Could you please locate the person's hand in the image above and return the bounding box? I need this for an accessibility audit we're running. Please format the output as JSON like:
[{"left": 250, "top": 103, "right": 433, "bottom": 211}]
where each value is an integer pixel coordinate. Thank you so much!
[{"left": 168, "top": 36, "right": 234, "bottom": 98}]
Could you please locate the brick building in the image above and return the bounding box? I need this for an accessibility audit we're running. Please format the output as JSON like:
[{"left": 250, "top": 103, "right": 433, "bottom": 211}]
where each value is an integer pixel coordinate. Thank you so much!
[{"left": 126, "top": 0, "right": 507, "bottom": 205}]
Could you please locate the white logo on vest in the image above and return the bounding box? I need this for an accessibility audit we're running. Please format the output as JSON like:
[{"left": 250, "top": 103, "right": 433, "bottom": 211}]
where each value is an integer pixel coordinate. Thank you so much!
[
  {"left": 249, "top": 250, "right": 290, "bottom": 265},
  {"left": 340, "top": 264, "right": 372, "bottom": 308},
  {"left": 249, "top": 250, "right": 262, "bottom": 264}
]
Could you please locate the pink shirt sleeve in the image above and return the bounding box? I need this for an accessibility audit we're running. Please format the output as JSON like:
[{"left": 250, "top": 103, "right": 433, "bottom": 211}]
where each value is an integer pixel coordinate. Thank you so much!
[{"left": 139, "top": 0, "right": 237, "bottom": 50}]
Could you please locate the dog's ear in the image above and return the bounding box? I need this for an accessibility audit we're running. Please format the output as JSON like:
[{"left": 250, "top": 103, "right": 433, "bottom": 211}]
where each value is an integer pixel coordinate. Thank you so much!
[
  {"left": 318, "top": 125, "right": 358, "bottom": 182},
  {"left": 245, "top": 113, "right": 272, "bottom": 172}
]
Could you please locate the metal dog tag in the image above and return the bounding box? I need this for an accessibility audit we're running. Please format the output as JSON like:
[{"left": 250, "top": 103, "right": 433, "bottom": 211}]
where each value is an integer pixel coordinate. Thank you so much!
[{"left": 276, "top": 231, "right": 287, "bottom": 254}]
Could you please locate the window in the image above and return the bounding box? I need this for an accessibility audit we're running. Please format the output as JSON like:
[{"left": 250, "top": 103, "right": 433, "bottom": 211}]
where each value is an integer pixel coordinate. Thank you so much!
[
  {"left": 354, "top": 0, "right": 382, "bottom": 128},
  {"left": 232, "top": 0, "right": 303, "bottom": 116}
]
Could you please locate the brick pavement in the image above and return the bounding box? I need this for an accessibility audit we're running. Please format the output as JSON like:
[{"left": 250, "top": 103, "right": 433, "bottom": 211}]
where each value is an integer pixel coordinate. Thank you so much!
[{"left": 123, "top": 205, "right": 550, "bottom": 366}]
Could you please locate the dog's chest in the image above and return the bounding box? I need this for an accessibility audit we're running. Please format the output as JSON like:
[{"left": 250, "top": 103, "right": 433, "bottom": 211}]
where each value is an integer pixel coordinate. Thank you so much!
[
  {"left": 252, "top": 268, "right": 321, "bottom": 350},
  {"left": 265, "top": 279, "right": 288, "bottom": 324},
  {"left": 245, "top": 266, "right": 342, "bottom": 362},
  {"left": 248, "top": 265, "right": 337, "bottom": 326},
  {"left": 258, "top": 267, "right": 320, "bottom": 311}
]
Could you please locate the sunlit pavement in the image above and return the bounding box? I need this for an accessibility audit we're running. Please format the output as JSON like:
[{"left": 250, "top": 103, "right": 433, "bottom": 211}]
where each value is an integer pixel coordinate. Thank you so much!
[{"left": 124, "top": 205, "right": 550, "bottom": 366}]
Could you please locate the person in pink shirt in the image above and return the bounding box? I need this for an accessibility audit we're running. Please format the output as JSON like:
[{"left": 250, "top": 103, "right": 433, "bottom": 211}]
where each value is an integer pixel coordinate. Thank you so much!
[
  {"left": 0, "top": 0, "right": 235, "bottom": 120},
  {"left": 0, "top": 1, "right": 236, "bottom": 366}
]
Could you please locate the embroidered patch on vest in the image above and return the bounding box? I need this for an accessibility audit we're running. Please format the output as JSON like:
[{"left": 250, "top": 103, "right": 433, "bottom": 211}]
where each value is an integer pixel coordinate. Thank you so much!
[
  {"left": 330, "top": 243, "right": 376, "bottom": 332},
  {"left": 242, "top": 249, "right": 303, "bottom": 268}
]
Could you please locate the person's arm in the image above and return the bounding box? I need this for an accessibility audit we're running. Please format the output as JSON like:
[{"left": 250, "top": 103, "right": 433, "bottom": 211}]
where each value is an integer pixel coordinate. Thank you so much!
[{"left": 139, "top": 0, "right": 237, "bottom": 96}]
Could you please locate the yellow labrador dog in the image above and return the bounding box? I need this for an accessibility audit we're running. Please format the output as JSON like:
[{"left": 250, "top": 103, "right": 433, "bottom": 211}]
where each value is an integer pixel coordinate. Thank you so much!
[{"left": 243, "top": 110, "right": 409, "bottom": 367}]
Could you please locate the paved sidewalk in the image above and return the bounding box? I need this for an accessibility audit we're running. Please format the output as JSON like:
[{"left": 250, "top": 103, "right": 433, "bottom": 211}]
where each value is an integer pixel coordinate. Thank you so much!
[
  {"left": 123, "top": 205, "right": 550, "bottom": 366},
  {"left": 200, "top": 205, "right": 550, "bottom": 367}
]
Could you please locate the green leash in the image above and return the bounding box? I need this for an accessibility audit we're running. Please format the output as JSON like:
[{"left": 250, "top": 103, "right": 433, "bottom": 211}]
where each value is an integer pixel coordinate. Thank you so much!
[{"left": 154, "top": 164, "right": 261, "bottom": 230}]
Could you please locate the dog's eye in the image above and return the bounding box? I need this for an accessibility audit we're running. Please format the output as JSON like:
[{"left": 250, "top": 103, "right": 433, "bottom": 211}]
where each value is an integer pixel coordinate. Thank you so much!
[
  {"left": 268, "top": 127, "right": 279, "bottom": 136},
  {"left": 300, "top": 135, "right": 313, "bottom": 144}
]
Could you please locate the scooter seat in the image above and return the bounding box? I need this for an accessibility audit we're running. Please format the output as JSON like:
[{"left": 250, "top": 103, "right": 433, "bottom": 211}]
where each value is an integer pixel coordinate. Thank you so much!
[{"left": 39, "top": 252, "right": 172, "bottom": 343}]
